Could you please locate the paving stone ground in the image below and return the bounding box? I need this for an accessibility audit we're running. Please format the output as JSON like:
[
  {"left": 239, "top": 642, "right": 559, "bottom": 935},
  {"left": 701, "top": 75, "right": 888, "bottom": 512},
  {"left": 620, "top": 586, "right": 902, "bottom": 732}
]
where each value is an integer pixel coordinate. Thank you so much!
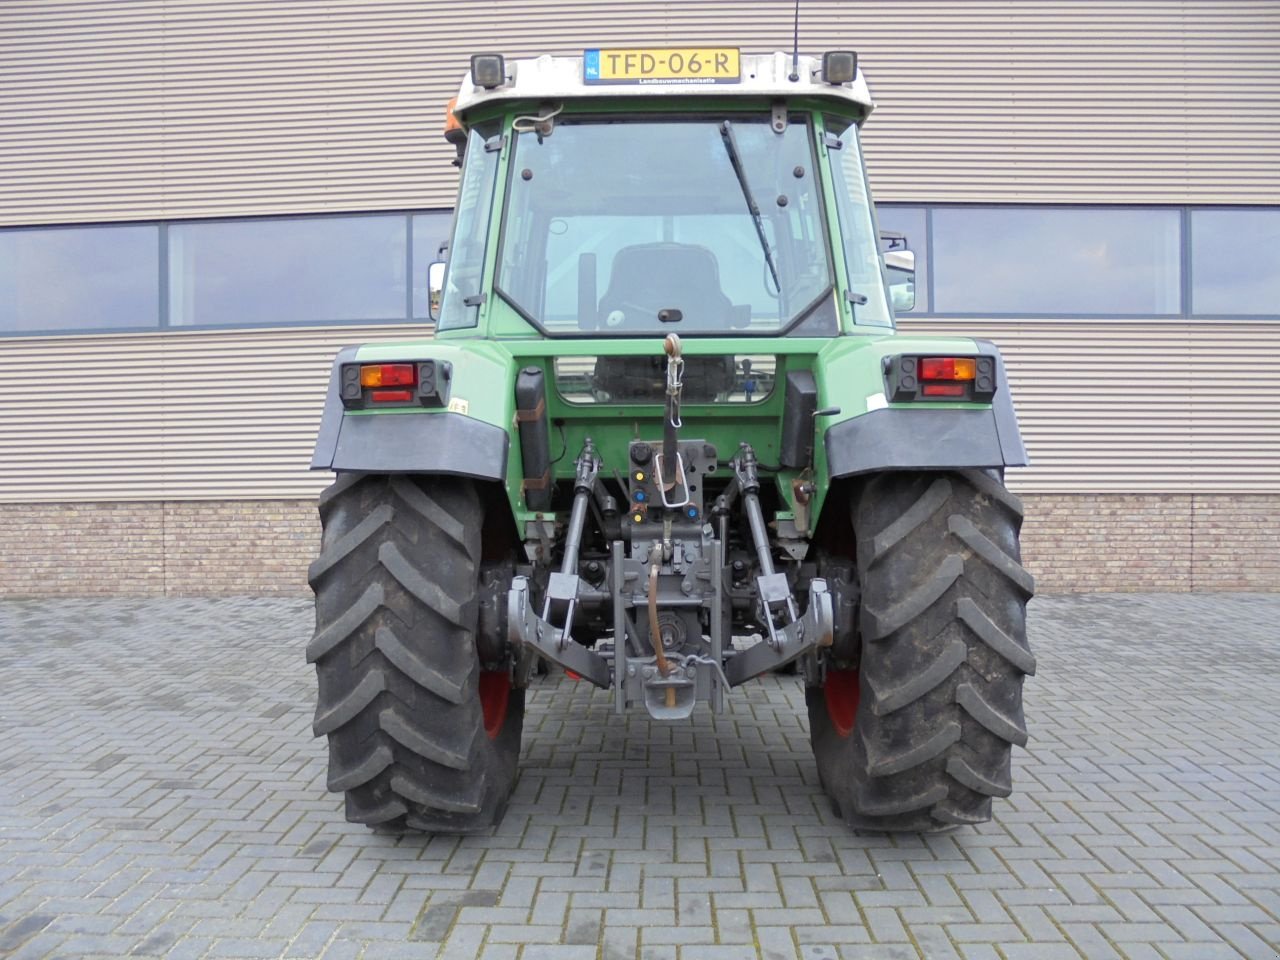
[{"left": 0, "top": 594, "right": 1278, "bottom": 960}]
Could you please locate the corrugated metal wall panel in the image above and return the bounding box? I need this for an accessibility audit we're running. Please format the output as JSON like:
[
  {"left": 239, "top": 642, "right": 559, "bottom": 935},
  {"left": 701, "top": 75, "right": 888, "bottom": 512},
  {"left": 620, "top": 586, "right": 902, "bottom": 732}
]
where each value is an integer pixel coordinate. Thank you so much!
[
  {"left": 2, "top": 1, "right": 1278, "bottom": 225},
  {"left": 0, "top": 325, "right": 424, "bottom": 501},
  {"left": 898, "top": 318, "right": 1280, "bottom": 494},
  {"left": 0, "top": 321, "right": 1276, "bottom": 502}
]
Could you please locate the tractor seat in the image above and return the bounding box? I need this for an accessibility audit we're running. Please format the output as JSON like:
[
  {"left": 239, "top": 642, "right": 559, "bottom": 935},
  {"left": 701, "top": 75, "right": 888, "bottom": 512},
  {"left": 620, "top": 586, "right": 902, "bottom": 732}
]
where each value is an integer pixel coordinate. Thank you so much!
[{"left": 596, "top": 242, "right": 738, "bottom": 330}]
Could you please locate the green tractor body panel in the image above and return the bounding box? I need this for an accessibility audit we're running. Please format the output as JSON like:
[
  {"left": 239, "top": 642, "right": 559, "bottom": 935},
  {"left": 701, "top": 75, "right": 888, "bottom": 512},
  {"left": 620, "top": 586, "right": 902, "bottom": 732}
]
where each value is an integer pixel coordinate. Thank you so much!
[{"left": 313, "top": 332, "right": 1026, "bottom": 532}]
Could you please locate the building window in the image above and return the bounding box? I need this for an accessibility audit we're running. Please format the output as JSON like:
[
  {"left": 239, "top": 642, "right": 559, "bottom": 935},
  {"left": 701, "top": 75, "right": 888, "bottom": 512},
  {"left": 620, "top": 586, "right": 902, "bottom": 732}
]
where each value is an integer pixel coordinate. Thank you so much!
[
  {"left": 1191, "top": 209, "right": 1280, "bottom": 316},
  {"left": 3, "top": 205, "right": 1278, "bottom": 335},
  {"left": 167, "top": 215, "right": 409, "bottom": 326},
  {"left": 931, "top": 207, "right": 1182, "bottom": 315},
  {"left": 0, "top": 224, "right": 159, "bottom": 332}
]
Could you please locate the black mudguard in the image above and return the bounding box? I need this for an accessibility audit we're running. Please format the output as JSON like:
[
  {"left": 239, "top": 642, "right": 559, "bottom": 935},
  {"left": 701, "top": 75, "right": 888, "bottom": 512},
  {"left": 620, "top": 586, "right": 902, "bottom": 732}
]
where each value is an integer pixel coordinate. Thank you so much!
[
  {"left": 311, "top": 346, "right": 509, "bottom": 479},
  {"left": 824, "top": 344, "right": 1028, "bottom": 478}
]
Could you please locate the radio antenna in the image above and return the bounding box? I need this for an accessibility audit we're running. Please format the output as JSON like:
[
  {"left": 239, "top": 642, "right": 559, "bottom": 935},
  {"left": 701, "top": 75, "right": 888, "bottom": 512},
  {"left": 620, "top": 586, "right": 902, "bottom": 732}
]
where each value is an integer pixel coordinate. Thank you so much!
[{"left": 789, "top": 0, "right": 801, "bottom": 81}]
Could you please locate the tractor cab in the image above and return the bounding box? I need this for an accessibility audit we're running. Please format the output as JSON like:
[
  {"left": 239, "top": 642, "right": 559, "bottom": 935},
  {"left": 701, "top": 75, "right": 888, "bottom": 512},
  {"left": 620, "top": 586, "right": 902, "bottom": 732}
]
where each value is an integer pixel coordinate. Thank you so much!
[{"left": 432, "top": 49, "right": 902, "bottom": 342}]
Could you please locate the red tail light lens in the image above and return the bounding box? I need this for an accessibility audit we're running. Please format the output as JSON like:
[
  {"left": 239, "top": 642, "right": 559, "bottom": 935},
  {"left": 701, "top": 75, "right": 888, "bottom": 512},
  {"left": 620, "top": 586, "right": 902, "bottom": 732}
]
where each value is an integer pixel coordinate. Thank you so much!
[
  {"left": 359, "top": 363, "right": 416, "bottom": 388},
  {"left": 920, "top": 357, "right": 977, "bottom": 381},
  {"left": 369, "top": 388, "right": 414, "bottom": 403},
  {"left": 921, "top": 382, "right": 967, "bottom": 397}
]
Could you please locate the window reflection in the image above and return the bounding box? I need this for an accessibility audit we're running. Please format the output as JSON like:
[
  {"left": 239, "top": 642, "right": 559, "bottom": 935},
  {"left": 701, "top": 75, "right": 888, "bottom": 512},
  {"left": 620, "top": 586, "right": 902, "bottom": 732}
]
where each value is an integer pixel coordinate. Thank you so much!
[
  {"left": 933, "top": 207, "right": 1181, "bottom": 314},
  {"left": 0, "top": 225, "right": 158, "bottom": 332},
  {"left": 1192, "top": 210, "right": 1280, "bottom": 316},
  {"left": 877, "top": 206, "right": 928, "bottom": 313},
  {"left": 411, "top": 212, "right": 453, "bottom": 319},
  {"left": 167, "top": 215, "right": 407, "bottom": 326}
]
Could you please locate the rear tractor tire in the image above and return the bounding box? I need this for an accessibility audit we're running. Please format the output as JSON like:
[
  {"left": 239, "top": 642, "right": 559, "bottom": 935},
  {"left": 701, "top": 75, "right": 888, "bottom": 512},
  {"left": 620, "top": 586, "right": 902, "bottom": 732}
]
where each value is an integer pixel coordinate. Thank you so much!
[
  {"left": 807, "top": 470, "right": 1036, "bottom": 832},
  {"left": 307, "top": 473, "right": 523, "bottom": 834}
]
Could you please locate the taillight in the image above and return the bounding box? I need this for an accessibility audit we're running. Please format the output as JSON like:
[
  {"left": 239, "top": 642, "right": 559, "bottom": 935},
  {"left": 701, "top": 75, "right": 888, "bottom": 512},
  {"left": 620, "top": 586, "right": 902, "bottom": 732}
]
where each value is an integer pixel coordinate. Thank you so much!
[
  {"left": 886, "top": 355, "right": 997, "bottom": 403},
  {"left": 359, "top": 364, "right": 416, "bottom": 388},
  {"left": 920, "top": 357, "right": 976, "bottom": 382},
  {"left": 339, "top": 360, "right": 453, "bottom": 409},
  {"left": 369, "top": 388, "right": 415, "bottom": 403}
]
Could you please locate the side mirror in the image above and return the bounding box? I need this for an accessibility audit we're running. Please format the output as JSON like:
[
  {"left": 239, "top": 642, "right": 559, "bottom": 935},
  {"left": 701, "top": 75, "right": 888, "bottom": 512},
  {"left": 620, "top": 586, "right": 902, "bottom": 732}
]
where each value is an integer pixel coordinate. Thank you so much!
[
  {"left": 884, "top": 249, "right": 916, "bottom": 312},
  {"left": 427, "top": 261, "right": 446, "bottom": 321}
]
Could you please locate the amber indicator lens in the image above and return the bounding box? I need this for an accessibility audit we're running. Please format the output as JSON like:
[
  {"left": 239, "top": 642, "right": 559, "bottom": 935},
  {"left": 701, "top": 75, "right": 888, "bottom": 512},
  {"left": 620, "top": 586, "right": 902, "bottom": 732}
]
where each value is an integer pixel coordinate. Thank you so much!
[
  {"left": 444, "top": 96, "right": 462, "bottom": 134},
  {"left": 359, "top": 363, "right": 417, "bottom": 388},
  {"left": 920, "top": 357, "right": 976, "bottom": 381}
]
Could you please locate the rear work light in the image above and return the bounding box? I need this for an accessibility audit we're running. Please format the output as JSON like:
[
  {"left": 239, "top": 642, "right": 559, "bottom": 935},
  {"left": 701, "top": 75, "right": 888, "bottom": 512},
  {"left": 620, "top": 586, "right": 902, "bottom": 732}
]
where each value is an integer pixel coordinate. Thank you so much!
[
  {"left": 470, "top": 53, "right": 506, "bottom": 90},
  {"left": 822, "top": 50, "right": 858, "bottom": 85},
  {"left": 886, "top": 355, "right": 997, "bottom": 403}
]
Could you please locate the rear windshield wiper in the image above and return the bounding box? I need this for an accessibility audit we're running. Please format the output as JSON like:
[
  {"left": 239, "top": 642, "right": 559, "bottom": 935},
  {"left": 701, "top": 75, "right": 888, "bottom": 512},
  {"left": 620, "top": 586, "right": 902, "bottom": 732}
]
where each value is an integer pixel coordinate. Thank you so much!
[{"left": 719, "top": 120, "right": 781, "bottom": 294}]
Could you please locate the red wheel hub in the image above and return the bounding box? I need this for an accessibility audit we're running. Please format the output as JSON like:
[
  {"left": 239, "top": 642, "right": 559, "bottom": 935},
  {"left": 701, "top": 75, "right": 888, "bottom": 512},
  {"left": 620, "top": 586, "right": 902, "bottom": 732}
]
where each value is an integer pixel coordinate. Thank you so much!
[
  {"left": 823, "top": 669, "right": 860, "bottom": 738},
  {"left": 478, "top": 671, "right": 511, "bottom": 739}
]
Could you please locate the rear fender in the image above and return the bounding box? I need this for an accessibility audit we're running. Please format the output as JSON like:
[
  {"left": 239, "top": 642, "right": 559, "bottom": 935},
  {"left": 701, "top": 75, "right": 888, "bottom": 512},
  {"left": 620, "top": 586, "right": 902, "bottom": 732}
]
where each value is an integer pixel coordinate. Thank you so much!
[
  {"left": 311, "top": 343, "right": 516, "bottom": 480},
  {"left": 817, "top": 337, "right": 1027, "bottom": 479}
]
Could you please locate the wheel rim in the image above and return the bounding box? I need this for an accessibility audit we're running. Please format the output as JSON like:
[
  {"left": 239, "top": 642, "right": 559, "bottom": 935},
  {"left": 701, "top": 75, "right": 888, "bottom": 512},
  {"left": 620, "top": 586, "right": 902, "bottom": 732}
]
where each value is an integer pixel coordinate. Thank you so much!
[
  {"left": 479, "top": 671, "right": 511, "bottom": 739},
  {"left": 823, "top": 669, "right": 860, "bottom": 738}
]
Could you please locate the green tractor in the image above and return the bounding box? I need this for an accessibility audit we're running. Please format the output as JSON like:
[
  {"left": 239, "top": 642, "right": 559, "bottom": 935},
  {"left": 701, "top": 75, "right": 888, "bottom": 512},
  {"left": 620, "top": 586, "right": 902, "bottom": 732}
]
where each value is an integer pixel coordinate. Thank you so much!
[{"left": 307, "top": 47, "right": 1035, "bottom": 834}]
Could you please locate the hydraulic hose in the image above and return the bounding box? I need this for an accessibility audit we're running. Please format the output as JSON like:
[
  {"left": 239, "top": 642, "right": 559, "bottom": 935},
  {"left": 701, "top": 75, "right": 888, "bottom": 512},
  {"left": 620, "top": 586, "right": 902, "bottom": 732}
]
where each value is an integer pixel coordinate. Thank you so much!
[{"left": 647, "top": 546, "right": 677, "bottom": 709}]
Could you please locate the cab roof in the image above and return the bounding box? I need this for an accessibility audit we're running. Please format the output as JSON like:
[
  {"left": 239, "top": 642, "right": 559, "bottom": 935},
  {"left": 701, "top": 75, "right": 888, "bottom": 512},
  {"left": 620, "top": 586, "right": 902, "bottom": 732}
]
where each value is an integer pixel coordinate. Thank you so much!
[{"left": 452, "top": 51, "right": 874, "bottom": 122}]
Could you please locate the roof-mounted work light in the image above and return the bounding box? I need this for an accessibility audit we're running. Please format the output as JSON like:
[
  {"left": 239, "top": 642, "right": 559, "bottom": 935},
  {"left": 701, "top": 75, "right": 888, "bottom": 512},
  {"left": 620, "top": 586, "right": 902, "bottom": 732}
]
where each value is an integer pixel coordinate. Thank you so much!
[
  {"left": 822, "top": 50, "right": 857, "bottom": 85},
  {"left": 470, "top": 53, "right": 506, "bottom": 90}
]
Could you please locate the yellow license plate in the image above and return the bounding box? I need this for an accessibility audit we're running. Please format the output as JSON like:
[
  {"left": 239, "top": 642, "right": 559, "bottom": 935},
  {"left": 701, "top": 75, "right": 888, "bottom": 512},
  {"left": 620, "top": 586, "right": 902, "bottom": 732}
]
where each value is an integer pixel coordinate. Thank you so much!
[{"left": 584, "top": 47, "right": 740, "bottom": 85}]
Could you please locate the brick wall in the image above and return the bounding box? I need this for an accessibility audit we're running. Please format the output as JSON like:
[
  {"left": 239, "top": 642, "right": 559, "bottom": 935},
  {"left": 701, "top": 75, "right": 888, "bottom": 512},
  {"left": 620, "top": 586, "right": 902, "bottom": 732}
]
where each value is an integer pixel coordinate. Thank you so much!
[
  {"left": 1191, "top": 495, "right": 1280, "bottom": 591},
  {"left": 0, "top": 500, "right": 317, "bottom": 597},
  {"left": 0, "top": 502, "right": 166, "bottom": 596},
  {"left": 1, "top": 494, "right": 1277, "bottom": 596},
  {"left": 1019, "top": 494, "right": 1195, "bottom": 593}
]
